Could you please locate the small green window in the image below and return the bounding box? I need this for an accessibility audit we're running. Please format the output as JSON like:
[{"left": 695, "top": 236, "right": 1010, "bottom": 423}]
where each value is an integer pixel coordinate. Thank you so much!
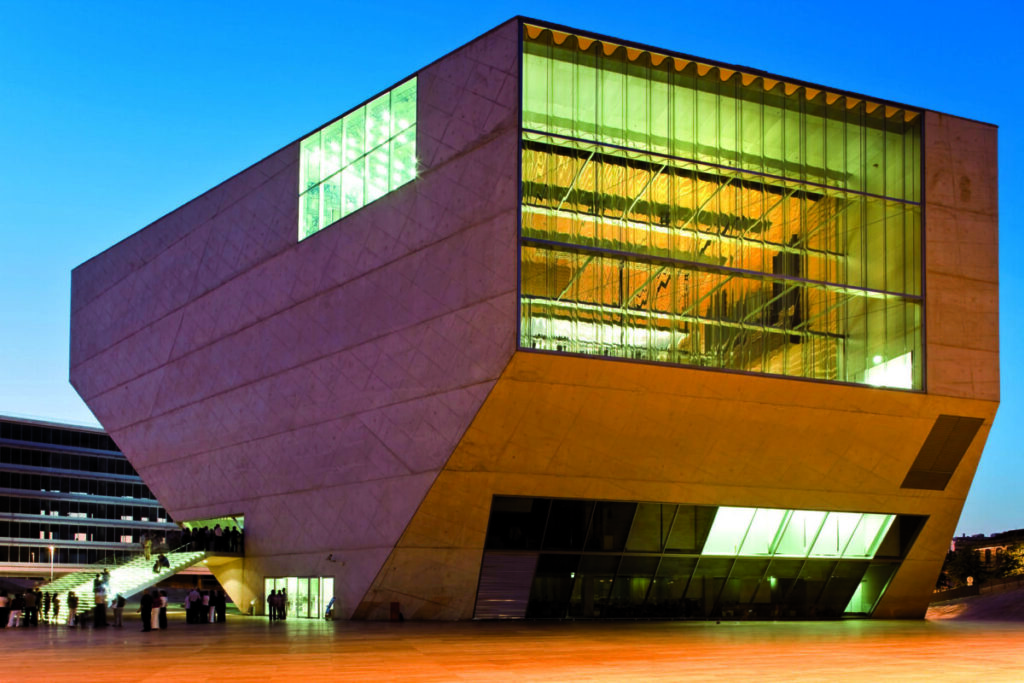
[{"left": 298, "top": 78, "right": 417, "bottom": 240}]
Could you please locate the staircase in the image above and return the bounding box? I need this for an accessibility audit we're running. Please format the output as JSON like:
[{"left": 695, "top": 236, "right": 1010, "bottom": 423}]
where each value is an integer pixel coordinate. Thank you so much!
[{"left": 38, "top": 551, "right": 207, "bottom": 623}]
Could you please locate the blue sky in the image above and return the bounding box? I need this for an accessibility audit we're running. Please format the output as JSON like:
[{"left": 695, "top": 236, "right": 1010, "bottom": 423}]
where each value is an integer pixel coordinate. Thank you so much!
[{"left": 1, "top": 0, "right": 1020, "bottom": 535}]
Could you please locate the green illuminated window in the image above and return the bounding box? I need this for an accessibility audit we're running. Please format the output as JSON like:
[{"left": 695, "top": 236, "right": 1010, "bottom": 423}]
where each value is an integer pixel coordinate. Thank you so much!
[
  {"left": 298, "top": 78, "right": 417, "bottom": 240},
  {"left": 520, "top": 27, "right": 923, "bottom": 389},
  {"left": 702, "top": 506, "right": 895, "bottom": 560}
]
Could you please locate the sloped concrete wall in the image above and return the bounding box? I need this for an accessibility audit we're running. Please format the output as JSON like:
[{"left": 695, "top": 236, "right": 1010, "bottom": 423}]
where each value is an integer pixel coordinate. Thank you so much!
[{"left": 71, "top": 20, "right": 521, "bottom": 618}]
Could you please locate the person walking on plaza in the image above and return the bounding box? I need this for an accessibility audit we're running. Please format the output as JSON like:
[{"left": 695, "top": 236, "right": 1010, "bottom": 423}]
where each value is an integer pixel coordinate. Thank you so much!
[
  {"left": 112, "top": 593, "right": 125, "bottom": 627},
  {"left": 139, "top": 590, "right": 153, "bottom": 632},
  {"left": 67, "top": 591, "right": 78, "bottom": 627}
]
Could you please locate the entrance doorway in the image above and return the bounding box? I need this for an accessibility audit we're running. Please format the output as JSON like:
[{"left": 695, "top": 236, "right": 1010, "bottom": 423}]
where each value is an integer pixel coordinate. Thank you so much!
[{"left": 264, "top": 576, "right": 335, "bottom": 618}]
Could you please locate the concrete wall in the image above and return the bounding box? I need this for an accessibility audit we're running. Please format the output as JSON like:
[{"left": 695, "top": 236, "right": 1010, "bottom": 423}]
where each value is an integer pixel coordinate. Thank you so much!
[{"left": 71, "top": 20, "right": 521, "bottom": 618}]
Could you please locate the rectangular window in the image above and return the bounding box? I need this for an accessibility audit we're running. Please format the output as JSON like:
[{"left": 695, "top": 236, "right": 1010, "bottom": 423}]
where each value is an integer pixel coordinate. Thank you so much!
[
  {"left": 520, "top": 26, "right": 923, "bottom": 390},
  {"left": 298, "top": 78, "right": 417, "bottom": 240}
]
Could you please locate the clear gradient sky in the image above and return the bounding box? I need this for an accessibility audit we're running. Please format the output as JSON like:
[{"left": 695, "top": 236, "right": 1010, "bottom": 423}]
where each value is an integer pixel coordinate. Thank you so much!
[{"left": 1, "top": 0, "right": 1020, "bottom": 535}]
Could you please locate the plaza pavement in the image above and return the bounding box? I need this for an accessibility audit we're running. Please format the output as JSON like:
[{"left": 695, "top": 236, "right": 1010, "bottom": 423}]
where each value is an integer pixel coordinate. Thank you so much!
[{"left": 3, "top": 608, "right": 1024, "bottom": 682}]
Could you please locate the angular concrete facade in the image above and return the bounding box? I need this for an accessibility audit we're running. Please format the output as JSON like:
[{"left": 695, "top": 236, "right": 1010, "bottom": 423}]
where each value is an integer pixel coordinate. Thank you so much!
[{"left": 71, "top": 18, "right": 997, "bottom": 620}]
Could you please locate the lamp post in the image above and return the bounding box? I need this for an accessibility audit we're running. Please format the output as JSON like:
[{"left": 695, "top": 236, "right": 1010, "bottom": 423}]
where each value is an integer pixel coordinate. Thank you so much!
[{"left": 49, "top": 545, "right": 54, "bottom": 581}]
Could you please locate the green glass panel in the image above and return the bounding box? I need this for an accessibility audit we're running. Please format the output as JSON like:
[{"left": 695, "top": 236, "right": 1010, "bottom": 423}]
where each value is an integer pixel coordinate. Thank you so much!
[
  {"left": 299, "top": 187, "right": 320, "bottom": 240},
  {"left": 773, "top": 509, "right": 827, "bottom": 558},
  {"left": 323, "top": 577, "right": 335, "bottom": 614},
  {"left": 341, "top": 158, "right": 364, "bottom": 216},
  {"left": 810, "top": 512, "right": 862, "bottom": 558},
  {"left": 321, "top": 120, "right": 343, "bottom": 180},
  {"left": 365, "top": 92, "right": 391, "bottom": 152},
  {"left": 343, "top": 108, "right": 366, "bottom": 166},
  {"left": 738, "top": 508, "right": 788, "bottom": 557},
  {"left": 321, "top": 172, "right": 341, "bottom": 228},
  {"left": 365, "top": 146, "right": 389, "bottom": 204},
  {"left": 300, "top": 132, "right": 321, "bottom": 192},
  {"left": 702, "top": 507, "right": 755, "bottom": 556},
  {"left": 390, "top": 79, "right": 417, "bottom": 135},
  {"left": 389, "top": 126, "right": 416, "bottom": 190},
  {"left": 843, "top": 514, "right": 895, "bottom": 559},
  {"left": 309, "top": 577, "right": 320, "bottom": 619}
]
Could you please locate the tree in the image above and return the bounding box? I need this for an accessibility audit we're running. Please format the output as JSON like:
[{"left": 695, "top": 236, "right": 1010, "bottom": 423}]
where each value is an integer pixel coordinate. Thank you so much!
[{"left": 994, "top": 543, "right": 1024, "bottom": 578}]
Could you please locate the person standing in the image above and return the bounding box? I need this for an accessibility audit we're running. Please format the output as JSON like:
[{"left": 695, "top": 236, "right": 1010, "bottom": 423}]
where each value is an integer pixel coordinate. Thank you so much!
[
  {"left": 112, "top": 593, "right": 125, "bottom": 627},
  {"left": 42, "top": 591, "right": 51, "bottom": 621},
  {"left": 158, "top": 590, "right": 168, "bottom": 630},
  {"left": 149, "top": 590, "right": 160, "bottom": 631},
  {"left": 22, "top": 589, "right": 36, "bottom": 626},
  {"left": 215, "top": 589, "right": 227, "bottom": 623},
  {"left": 52, "top": 594, "right": 60, "bottom": 624},
  {"left": 0, "top": 592, "right": 9, "bottom": 628},
  {"left": 203, "top": 590, "right": 212, "bottom": 624},
  {"left": 93, "top": 574, "right": 107, "bottom": 628},
  {"left": 67, "top": 591, "right": 78, "bottom": 627},
  {"left": 8, "top": 593, "right": 24, "bottom": 627},
  {"left": 139, "top": 590, "right": 153, "bottom": 631},
  {"left": 143, "top": 534, "right": 152, "bottom": 561},
  {"left": 187, "top": 587, "right": 201, "bottom": 624}
]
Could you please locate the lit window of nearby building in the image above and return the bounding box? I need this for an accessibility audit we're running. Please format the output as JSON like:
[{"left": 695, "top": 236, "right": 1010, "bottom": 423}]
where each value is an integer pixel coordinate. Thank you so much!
[{"left": 298, "top": 78, "right": 417, "bottom": 240}]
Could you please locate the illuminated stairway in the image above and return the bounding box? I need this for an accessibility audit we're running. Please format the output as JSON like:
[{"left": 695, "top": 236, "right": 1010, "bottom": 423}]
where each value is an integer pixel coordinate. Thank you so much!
[{"left": 38, "top": 551, "right": 207, "bottom": 624}]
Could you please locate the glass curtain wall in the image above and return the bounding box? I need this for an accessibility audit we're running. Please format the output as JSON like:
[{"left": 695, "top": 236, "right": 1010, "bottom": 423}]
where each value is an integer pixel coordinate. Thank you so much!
[
  {"left": 298, "top": 78, "right": 417, "bottom": 240},
  {"left": 520, "top": 26, "right": 923, "bottom": 389},
  {"left": 481, "top": 495, "right": 924, "bottom": 620}
]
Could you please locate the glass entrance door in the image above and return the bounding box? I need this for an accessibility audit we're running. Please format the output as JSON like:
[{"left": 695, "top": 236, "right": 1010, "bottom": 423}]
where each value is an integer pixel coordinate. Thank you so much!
[{"left": 264, "top": 576, "right": 334, "bottom": 618}]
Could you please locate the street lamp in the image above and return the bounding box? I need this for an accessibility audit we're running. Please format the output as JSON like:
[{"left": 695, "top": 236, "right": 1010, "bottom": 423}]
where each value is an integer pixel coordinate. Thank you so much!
[{"left": 49, "top": 545, "right": 54, "bottom": 581}]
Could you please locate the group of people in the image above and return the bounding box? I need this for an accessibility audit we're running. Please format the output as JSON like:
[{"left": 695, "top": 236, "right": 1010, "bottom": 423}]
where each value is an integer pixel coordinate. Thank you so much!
[
  {"left": 180, "top": 525, "right": 243, "bottom": 553},
  {"left": 138, "top": 589, "right": 169, "bottom": 631},
  {"left": 0, "top": 588, "right": 53, "bottom": 627},
  {"left": 267, "top": 589, "right": 289, "bottom": 621},
  {"left": 183, "top": 587, "right": 228, "bottom": 624}
]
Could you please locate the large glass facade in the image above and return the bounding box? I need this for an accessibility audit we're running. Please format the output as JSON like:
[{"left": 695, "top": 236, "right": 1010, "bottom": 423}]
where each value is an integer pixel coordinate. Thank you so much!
[
  {"left": 520, "top": 26, "right": 923, "bottom": 389},
  {"left": 298, "top": 78, "right": 417, "bottom": 240},
  {"left": 479, "top": 496, "right": 924, "bottom": 620}
]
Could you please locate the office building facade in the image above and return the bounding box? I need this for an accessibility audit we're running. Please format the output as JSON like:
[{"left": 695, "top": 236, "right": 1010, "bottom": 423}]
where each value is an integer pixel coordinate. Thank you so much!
[
  {"left": 69, "top": 18, "right": 998, "bottom": 619},
  {"left": 0, "top": 415, "right": 176, "bottom": 576}
]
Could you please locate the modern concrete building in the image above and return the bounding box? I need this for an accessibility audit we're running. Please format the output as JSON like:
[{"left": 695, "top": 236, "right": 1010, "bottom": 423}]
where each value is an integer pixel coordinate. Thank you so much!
[{"left": 69, "top": 18, "right": 998, "bottom": 620}]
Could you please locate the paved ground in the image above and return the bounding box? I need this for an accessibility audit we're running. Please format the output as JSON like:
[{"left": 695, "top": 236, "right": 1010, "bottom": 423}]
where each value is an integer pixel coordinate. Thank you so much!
[{"left": 3, "top": 610, "right": 1024, "bottom": 682}]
